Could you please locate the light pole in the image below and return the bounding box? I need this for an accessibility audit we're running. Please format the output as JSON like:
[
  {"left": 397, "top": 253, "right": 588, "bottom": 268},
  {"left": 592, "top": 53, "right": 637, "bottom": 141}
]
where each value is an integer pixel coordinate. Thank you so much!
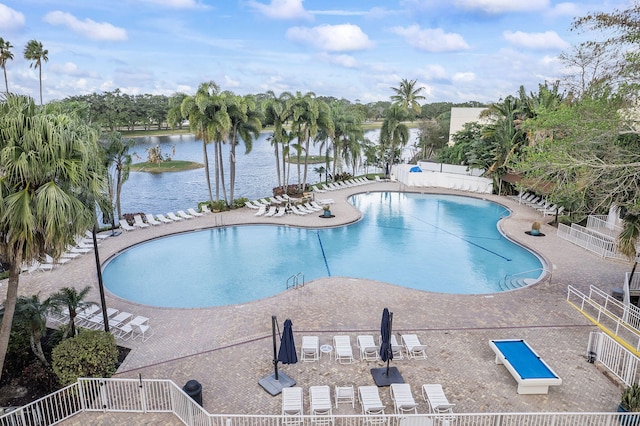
[{"left": 92, "top": 224, "right": 110, "bottom": 333}]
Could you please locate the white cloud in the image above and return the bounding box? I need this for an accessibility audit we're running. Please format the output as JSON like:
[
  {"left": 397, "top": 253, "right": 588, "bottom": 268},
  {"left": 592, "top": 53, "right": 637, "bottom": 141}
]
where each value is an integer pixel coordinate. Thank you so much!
[
  {"left": 503, "top": 30, "right": 569, "bottom": 50},
  {"left": 287, "top": 24, "right": 373, "bottom": 52},
  {"left": 318, "top": 52, "right": 357, "bottom": 68},
  {"left": 143, "top": 0, "right": 202, "bottom": 8},
  {"left": 547, "top": 2, "right": 581, "bottom": 18},
  {"left": 0, "top": 3, "right": 25, "bottom": 31},
  {"left": 453, "top": 0, "right": 549, "bottom": 14},
  {"left": 44, "top": 11, "right": 128, "bottom": 41},
  {"left": 452, "top": 72, "right": 476, "bottom": 82},
  {"left": 50, "top": 62, "right": 100, "bottom": 78},
  {"left": 418, "top": 64, "right": 448, "bottom": 80},
  {"left": 223, "top": 75, "right": 240, "bottom": 88},
  {"left": 390, "top": 25, "right": 469, "bottom": 52},
  {"left": 248, "top": 0, "right": 313, "bottom": 20}
]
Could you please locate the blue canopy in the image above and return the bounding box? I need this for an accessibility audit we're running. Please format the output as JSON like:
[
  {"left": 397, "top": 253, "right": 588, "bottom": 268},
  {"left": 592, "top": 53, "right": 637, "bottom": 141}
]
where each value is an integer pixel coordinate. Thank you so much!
[
  {"left": 277, "top": 319, "right": 298, "bottom": 365},
  {"left": 409, "top": 166, "right": 422, "bottom": 173}
]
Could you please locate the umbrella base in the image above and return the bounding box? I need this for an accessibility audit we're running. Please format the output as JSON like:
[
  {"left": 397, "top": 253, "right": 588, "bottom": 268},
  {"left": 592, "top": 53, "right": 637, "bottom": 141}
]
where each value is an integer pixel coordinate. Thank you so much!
[
  {"left": 259, "top": 372, "right": 296, "bottom": 396},
  {"left": 370, "top": 367, "right": 404, "bottom": 387}
]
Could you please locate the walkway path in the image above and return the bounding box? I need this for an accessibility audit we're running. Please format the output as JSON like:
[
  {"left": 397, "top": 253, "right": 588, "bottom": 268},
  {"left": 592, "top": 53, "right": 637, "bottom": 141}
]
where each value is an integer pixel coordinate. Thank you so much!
[{"left": 8, "top": 182, "right": 629, "bottom": 419}]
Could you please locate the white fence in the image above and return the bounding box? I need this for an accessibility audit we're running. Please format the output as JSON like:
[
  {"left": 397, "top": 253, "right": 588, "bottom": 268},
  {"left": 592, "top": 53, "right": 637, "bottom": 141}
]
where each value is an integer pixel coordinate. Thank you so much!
[
  {"left": 393, "top": 164, "right": 493, "bottom": 194},
  {"left": 557, "top": 223, "right": 628, "bottom": 261},
  {"left": 589, "top": 331, "right": 640, "bottom": 386},
  {"left": 567, "top": 285, "right": 640, "bottom": 351},
  {"left": 587, "top": 215, "right": 623, "bottom": 235},
  {"left": 1, "top": 377, "right": 638, "bottom": 426}
]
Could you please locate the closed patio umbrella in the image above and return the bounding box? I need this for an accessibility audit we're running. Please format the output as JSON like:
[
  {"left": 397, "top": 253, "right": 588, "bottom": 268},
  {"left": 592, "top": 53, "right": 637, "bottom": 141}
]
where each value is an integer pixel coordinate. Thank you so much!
[
  {"left": 371, "top": 307, "right": 404, "bottom": 386},
  {"left": 259, "top": 316, "right": 296, "bottom": 396},
  {"left": 278, "top": 319, "right": 298, "bottom": 365}
]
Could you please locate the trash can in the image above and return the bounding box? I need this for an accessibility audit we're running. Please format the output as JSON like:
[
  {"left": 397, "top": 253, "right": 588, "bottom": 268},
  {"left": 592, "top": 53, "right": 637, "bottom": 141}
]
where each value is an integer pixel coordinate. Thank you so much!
[
  {"left": 612, "top": 287, "right": 624, "bottom": 302},
  {"left": 183, "top": 380, "right": 202, "bottom": 406}
]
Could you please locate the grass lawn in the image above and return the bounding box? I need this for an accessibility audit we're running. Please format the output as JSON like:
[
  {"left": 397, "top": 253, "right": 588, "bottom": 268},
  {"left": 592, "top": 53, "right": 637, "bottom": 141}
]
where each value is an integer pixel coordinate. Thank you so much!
[{"left": 130, "top": 160, "right": 203, "bottom": 173}]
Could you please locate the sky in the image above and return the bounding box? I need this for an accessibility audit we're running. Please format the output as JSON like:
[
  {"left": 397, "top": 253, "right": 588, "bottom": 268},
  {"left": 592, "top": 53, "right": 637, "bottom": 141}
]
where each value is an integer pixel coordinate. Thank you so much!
[{"left": 0, "top": 0, "right": 626, "bottom": 105}]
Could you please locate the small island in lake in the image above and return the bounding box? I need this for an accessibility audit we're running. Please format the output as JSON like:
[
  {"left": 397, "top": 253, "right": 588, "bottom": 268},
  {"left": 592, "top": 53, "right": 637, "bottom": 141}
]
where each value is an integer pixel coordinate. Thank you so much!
[{"left": 130, "top": 160, "right": 204, "bottom": 173}]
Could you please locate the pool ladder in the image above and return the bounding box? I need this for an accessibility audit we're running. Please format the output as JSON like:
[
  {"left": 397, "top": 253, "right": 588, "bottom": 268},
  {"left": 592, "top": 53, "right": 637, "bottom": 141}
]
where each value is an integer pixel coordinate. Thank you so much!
[{"left": 286, "top": 272, "right": 305, "bottom": 289}]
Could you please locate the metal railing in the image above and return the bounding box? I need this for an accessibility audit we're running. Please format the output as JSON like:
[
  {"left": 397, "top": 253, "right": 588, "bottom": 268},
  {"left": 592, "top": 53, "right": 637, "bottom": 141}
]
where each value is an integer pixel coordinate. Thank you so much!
[
  {"left": 1, "top": 377, "right": 639, "bottom": 426},
  {"left": 589, "top": 331, "right": 640, "bottom": 386},
  {"left": 286, "top": 272, "right": 305, "bottom": 289},
  {"left": 587, "top": 215, "right": 623, "bottom": 235},
  {"left": 557, "top": 223, "right": 627, "bottom": 260},
  {"left": 567, "top": 285, "right": 640, "bottom": 352}
]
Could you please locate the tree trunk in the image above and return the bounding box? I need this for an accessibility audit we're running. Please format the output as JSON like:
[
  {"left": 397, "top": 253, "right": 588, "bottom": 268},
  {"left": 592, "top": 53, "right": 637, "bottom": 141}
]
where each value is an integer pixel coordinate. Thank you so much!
[
  {"left": 203, "top": 141, "right": 214, "bottom": 206},
  {"left": 3, "top": 68, "right": 8, "bottom": 93},
  {"left": 0, "top": 252, "right": 23, "bottom": 381},
  {"left": 229, "top": 127, "right": 237, "bottom": 205},
  {"left": 30, "top": 333, "right": 49, "bottom": 366},
  {"left": 217, "top": 142, "right": 228, "bottom": 205},
  {"left": 115, "top": 167, "right": 123, "bottom": 219},
  {"left": 38, "top": 65, "right": 43, "bottom": 105},
  {"left": 274, "top": 139, "right": 281, "bottom": 189}
]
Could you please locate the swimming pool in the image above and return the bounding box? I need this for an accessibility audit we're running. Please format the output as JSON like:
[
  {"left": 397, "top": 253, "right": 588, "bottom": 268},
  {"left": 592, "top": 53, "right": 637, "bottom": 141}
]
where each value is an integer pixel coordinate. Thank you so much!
[{"left": 103, "top": 192, "right": 544, "bottom": 308}]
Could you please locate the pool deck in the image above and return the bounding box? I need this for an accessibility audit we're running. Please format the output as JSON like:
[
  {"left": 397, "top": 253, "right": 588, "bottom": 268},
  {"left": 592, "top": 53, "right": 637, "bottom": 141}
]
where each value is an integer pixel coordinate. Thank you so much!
[{"left": 6, "top": 182, "right": 630, "bottom": 421}]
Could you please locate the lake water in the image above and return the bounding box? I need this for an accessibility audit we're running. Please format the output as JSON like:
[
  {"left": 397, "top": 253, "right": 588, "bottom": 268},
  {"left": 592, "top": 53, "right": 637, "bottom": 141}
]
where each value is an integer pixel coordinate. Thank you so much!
[{"left": 119, "top": 129, "right": 418, "bottom": 215}]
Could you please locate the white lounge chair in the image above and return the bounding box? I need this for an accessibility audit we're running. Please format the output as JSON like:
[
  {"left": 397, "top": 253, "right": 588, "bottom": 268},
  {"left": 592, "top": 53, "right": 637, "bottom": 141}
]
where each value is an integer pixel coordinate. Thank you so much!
[
  {"left": 187, "top": 208, "right": 204, "bottom": 217},
  {"left": 145, "top": 213, "right": 162, "bottom": 225},
  {"left": 301, "top": 336, "right": 319, "bottom": 362},
  {"left": 290, "top": 205, "right": 306, "bottom": 216},
  {"left": 310, "top": 385, "right": 333, "bottom": 423},
  {"left": 155, "top": 214, "right": 173, "bottom": 224},
  {"left": 264, "top": 206, "right": 276, "bottom": 217},
  {"left": 389, "top": 383, "right": 418, "bottom": 414},
  {"left": 201, "top": 204, "right": 212, "bottom": 214},
  {"left": 131, "top": 322, "right": 153, "bottom": 341},
  {"left": 119, "top": 220, "right": 136, "bottom": 231},
  {"left": 167, "top": 212, "right": 184, "bottom": 221},
  {"left": 543, "top": 205, "right": 564, "bottom": 217},
  {"left": 304, "top": 202, "right": 322, "bottom": 212},
  {"left": 45, "top": 254, "right": 70, "bottom": 266},
  {"left": 402, "top": 334, "right": 427, "bottom": 359},
  {"left": 358, "top": 386, "right": 385, "bottom": 416},
  {"left": 422, "top": 384, "right": 455, "bottom": 413},
  {"left": 245, "top": 201, "right": 260, "bottom": 209},
  {"left": 274, "top": 195, "right": 288, "bottom": 203},
  {"left": 133, "top": 215, "right": 150, "bottom": 228},
  {"left": 357, "top": 335, "right": 379, "bottom": 361},
  {"left": 60, "top": 251, "right": 81, "bottom": 259},
  {"left": 85, "top": 230, "right": 109, "bottom": 241},
  {"left": 34, "top": 261, "right": 55, "bottom": 272},
  {"left": 311, "top": 185, "right": 326, "bottom": 193},
  {"left": 333, "top": 335, "right": 354, "bottom": 364},
  {"left": 282, "top": 386, "right": 304, "bottom": 425},
  {"left": 177, "top": 210, "right": 194, "bottom": 219},
  {"left": 254, "top": 205, "right": 266, "bottom": 216},
  {"left": 379, "top": 334, "right": 404, "bottom": 360},
  {"left": 66, "top": 244, "right": 91, "bottom": 254},
  {"left": 274, "top": 207, "right": 286, "bottom": 217}
]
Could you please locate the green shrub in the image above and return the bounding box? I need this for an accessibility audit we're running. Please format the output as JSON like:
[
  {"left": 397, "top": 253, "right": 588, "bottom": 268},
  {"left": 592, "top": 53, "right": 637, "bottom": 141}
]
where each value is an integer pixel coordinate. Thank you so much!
[
  {"left": 233, "top": 197, "right": 248, "bottom": 209},
  {"left": 51, "top": 329, "right": 118, "bottom": 386},
  {"left": 210, "top": 199, "right": 227, "bottom": 212}
]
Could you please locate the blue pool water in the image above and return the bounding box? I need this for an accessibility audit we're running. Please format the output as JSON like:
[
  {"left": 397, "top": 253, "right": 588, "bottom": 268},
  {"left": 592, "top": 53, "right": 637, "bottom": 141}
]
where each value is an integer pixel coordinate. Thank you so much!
[{"left": 103, "top": 192, "right": 543, "bottom": 308}]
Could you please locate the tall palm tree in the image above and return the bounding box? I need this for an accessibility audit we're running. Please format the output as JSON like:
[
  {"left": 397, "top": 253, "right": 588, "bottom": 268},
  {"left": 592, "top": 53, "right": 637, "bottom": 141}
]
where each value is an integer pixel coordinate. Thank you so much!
[
  {"left": 101, "top": 132, "right": 132, "bottom": 219},
  {"left": 181, "top": 81, "right": 230, "bottom": 206},
  {"left": 380, "top": 104, "right": 410, "bottom": 176},
  {"left": 325, "top": 102, "right": 364, "bottom": 179},
  {"left": 390, "top": 78, "right": 426, "bottom": 117},
  {"left": 14, "top": 294, "right": 52, "bottom": 366},
  {"left": 263, "top": 91, "right": 293, "bottom": 191},
  {"left": 50, "top": 286, "right": 95, "bottom": 338},
  {"left": 0, "top": 38, "right": 14, "bottom": 93},
  {"left": 224, "top": 93, "right": 262, "bottom": 204},
  {"left": 291, "top": 92, "right": 333, "bottom": 191},
  {"left": 0, "top": 94, "right": 106, "bottom": 381},
  {"left": 23, "top": 40, "right": 49, "bottom": 105}
]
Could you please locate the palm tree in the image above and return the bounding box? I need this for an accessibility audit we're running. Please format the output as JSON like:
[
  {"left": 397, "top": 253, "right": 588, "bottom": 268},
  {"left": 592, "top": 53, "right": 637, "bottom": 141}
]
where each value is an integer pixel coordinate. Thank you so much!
[
  {"left": 0, "top": 94, "right": 106, "bottom": 381},
  {"left": 50, "top": 286, "right": 95, "bottom": 338},
  {"left": 101, "top": 132, "right": 132, "bottom": 219},
  {"left": 390, "top": 78, "right": 426, "bottom": 117},
  {"left": 380, "top": 104, "right": 410, "bottom": 176},
  {"left": 290, "top": 92, "right": 333, "bottom": 191},
  {"left": 14, "top": 294, "right": 52, "bottom": 366},
  {"left": 224, "top": 93, "right": 262, "bottom": 204},
  {"left": 263, "top": 91, "right": 293, "bottom": 192},
  {"left": 0, "top": 38, "right": 14, "bottom": 93},
  {"left": 181, "top": 81, "right": 230, "bottom": 206},
  {"left": 23, "top": 40, "right": 49, "bottom": 105}
]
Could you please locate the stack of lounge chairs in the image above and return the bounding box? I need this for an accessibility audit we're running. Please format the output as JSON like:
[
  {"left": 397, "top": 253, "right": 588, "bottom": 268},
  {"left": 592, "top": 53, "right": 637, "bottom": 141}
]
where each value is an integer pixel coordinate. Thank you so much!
[
  {"left": 48, "top": 305, "right": 154, "bottom": 342},
  {"left": 120, "top": 207, "right": 210, "bottom": 231}
]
